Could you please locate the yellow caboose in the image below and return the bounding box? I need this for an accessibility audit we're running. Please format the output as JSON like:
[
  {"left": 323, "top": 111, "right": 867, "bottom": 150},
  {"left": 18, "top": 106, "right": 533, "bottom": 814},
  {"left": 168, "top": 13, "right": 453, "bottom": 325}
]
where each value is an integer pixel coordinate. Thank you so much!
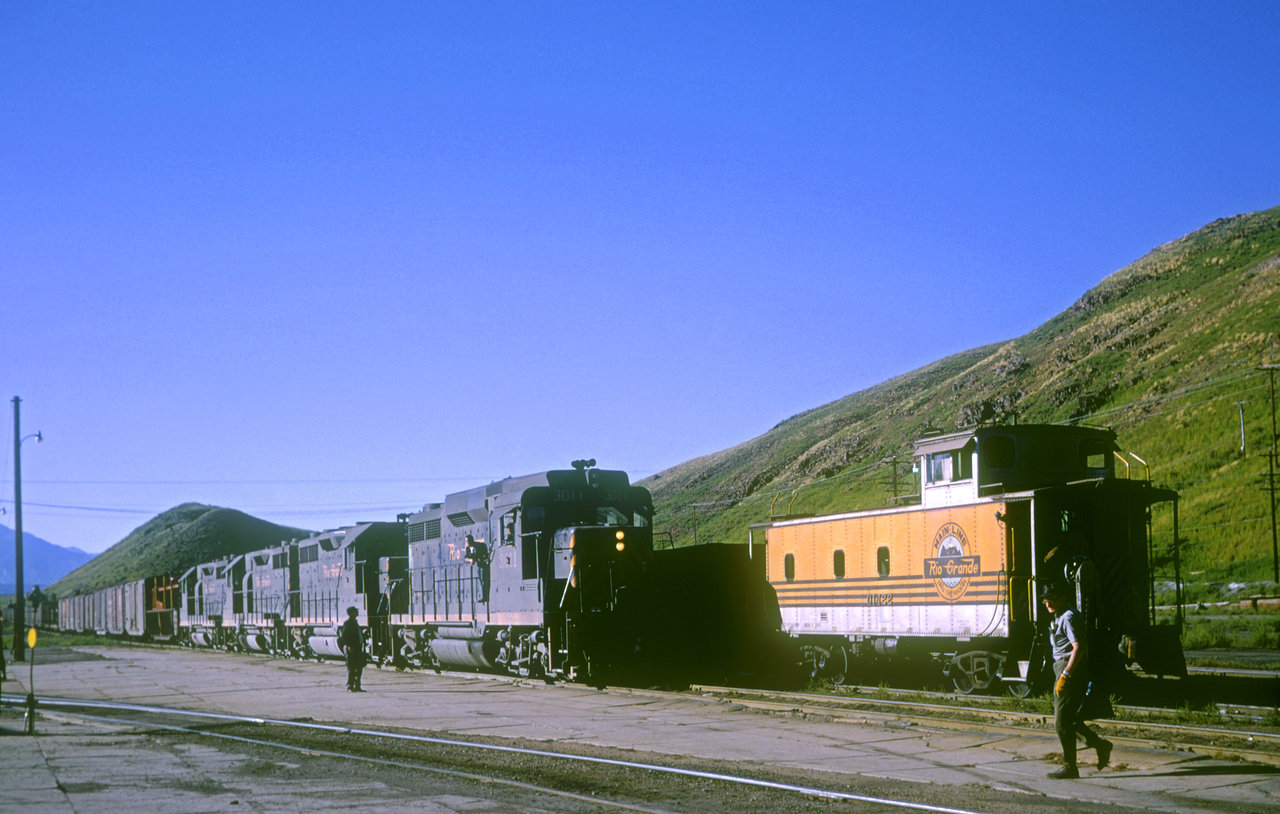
[{"left": 753, "top": 424, "right": 1183, "bottom": 693}]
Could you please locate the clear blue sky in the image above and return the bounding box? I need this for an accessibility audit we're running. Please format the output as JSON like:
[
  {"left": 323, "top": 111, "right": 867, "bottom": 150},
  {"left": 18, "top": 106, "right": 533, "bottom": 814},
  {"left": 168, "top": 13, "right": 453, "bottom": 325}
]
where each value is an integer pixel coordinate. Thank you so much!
[{"left": 2, "top": 2, "right": 1277, "bottom": 553}]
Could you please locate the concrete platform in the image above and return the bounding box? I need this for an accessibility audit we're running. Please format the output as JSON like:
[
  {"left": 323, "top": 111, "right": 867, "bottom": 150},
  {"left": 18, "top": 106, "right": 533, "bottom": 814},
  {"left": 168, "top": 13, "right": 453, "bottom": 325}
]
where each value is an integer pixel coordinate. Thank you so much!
[{"left": 2, "top": 645, "right": 1277, "bottom": 812}]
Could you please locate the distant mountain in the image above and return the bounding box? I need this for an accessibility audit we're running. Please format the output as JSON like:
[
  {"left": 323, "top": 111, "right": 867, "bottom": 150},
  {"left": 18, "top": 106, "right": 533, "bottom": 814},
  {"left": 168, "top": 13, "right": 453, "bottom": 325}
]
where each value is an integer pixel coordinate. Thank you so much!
[
  {"left": 49, "top": 503, "right": 313, "bottom": 597},
  {"left": 0, "top": 525, "right": 94, "bottom": 595},
  {"left": 646, "top": 206, "right": 1280, "bottom": 582}
]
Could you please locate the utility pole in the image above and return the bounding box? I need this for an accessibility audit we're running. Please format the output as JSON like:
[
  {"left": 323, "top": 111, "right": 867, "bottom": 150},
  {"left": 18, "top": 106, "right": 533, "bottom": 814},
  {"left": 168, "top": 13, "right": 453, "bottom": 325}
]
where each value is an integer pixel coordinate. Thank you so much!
[
  {"left": 10, "top": 397, "right": 41, "bottom": 663},
  {"left": 13, "top": 396, "right": 25, "bottom": 663},
  {"left": 1233, "top": 401, "right": 1248, "bottom": 454},
  {"left": 1262, "top": 365, "right": 1279, "bottom": 585}
]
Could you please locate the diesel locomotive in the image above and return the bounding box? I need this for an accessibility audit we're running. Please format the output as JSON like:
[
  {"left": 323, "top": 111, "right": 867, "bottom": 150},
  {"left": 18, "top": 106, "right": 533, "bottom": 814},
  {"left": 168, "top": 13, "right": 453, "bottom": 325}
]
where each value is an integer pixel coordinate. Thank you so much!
[
  {"left": 60, "top": 461, "right": 660, "bottom": 685},
  {"left": 383, "top": 459, "right": 657, "bottom": 681},
  {"left": 751, "top": 423, "right": 1185, "bottom": 694}
]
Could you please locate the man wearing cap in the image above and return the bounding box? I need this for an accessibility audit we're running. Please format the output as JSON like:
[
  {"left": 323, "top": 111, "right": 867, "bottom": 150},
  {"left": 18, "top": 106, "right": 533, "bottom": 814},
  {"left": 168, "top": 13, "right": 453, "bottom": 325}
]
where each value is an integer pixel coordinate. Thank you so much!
[
  {"left": 338, "top": 606, "right": 366, "bottom": 692},
  {"left": 1041, "top": 583, "right": 1112, "bottom": 779}
]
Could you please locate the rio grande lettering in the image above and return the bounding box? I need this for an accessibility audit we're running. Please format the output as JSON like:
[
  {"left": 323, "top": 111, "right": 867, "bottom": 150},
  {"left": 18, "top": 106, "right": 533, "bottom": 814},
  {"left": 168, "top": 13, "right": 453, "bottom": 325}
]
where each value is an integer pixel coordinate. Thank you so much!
[{"left": 923, "top": 555, "right": 980, "bottom": 578}]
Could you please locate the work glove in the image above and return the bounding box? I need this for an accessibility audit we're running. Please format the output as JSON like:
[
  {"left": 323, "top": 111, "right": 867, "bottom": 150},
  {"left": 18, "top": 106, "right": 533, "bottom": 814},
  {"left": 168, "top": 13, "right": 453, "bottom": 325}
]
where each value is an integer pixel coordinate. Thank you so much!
[{"left": 1054, "top": 671, "right": 1070, "bottom": 697}]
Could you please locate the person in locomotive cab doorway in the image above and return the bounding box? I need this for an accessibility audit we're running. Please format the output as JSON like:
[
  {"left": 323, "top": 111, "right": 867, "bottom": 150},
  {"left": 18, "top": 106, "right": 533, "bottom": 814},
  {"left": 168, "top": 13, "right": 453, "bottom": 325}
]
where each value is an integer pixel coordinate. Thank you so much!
[
  {"left": 464, "top": 534, "right": 491, "bottom": 601},
  {"left": 338, "top": 606, "right": 366, "bottom": 692},
  {"left": 1041, "top": 583, "right": 1112, "bottom": 778}
]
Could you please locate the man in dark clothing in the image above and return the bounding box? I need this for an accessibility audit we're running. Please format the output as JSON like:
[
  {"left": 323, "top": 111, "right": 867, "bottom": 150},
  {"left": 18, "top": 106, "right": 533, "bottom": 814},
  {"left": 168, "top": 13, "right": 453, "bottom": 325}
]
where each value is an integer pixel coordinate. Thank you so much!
[
  {"left": 1041, "top": 583, "right": 1112, "bottom": 779},
  {"left": 338, "top": 606, "right": 365, "bottom": 692}
]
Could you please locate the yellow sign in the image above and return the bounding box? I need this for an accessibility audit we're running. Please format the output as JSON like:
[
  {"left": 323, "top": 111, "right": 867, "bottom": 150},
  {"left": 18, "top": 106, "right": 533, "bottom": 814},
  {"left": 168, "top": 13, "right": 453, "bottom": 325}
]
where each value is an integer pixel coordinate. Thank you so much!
[{"left": 27, "top": 628, "right": 36, "bottom": 648}]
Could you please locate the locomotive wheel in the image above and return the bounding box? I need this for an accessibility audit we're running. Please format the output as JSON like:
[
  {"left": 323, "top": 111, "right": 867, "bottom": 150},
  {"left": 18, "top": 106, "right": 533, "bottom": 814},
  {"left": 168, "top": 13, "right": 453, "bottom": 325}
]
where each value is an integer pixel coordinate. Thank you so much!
[{"left": 951, "top": 669, "right": 976, "bottom": 694}]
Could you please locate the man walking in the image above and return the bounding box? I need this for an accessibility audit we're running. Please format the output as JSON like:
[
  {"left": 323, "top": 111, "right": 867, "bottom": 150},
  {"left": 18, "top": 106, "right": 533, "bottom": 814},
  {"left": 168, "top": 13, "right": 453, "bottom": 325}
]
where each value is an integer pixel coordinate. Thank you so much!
[
  {"left": 338, "top": 606, "right": 365, "bottom": 692},
  {"left": 1039, "top": 581, "right": 1111, "bottom": 778},
  {"left": 1041, "top": 583, "right": 1112, "bottom": 778}
]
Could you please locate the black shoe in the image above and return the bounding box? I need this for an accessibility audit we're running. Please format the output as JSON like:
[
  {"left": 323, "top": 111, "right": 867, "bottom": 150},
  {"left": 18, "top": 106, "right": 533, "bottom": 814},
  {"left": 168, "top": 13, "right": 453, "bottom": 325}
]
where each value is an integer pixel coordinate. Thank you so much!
[
  {"left": 1047, "top": 766, "right": 1079, "bottom": 780},
  {"left": 1096, "top": 740, "right": 1113, "bottom": 770}
]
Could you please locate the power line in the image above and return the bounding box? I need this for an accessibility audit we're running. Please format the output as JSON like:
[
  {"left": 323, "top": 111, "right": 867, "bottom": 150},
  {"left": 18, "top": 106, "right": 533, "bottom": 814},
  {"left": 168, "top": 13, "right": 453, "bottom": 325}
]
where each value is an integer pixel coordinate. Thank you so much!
[
  {"left": 1, "top": 499, "right": 423, "bottom": 519},
  {"left": 20, "top": 476, "right": 501, "bottom": 486}
]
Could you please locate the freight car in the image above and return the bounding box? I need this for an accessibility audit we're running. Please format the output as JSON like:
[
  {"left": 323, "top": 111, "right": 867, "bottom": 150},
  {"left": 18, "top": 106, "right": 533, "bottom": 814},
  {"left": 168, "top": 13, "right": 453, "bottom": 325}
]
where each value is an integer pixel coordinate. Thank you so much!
[
  {"left": 751, "top": 424, "right": 1184, "bottom": 695},
  {"left": 57, "top": 575, "right": 180, "bottom": 640}
]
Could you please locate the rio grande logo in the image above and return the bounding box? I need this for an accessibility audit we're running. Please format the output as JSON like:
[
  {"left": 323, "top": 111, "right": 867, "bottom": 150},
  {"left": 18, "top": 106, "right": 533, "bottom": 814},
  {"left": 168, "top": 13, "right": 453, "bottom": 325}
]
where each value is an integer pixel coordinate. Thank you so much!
[{"left": 925, "top": 522, "right": 981, "bottom": 602}]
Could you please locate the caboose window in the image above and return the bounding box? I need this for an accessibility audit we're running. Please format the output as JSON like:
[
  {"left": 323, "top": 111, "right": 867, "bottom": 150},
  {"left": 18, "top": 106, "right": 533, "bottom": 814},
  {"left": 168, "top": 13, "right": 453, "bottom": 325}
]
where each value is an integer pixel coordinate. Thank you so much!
[
  {"left": 877, "top": 546, "right": 891, "bottom": 577},
  {"left": 784, "top": 553, "right": 796, "bottom": 581},
  {"left": 928, "top": 447, "right": 973, "bottom": 483},
  {"left": 1080, "top": 440, "right": 1110, "bottom": 471},
  {"left": 833, "top": 550, "right": 845, "bottom": 578},
  {"left": 928, "top": 453, "right": 950, "bottom": 482}
]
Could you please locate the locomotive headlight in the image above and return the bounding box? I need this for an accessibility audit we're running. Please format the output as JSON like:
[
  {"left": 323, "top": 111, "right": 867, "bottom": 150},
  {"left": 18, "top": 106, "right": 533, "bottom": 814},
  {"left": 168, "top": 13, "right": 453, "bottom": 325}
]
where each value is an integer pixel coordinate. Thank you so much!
[{"left": 615, "top": 529, "right": 626, "bottom": 551}]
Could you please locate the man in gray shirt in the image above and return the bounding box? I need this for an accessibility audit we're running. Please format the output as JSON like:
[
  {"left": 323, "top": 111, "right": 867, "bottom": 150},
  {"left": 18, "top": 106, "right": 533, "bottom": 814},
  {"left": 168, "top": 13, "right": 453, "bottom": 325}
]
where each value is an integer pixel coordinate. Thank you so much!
[{"left": 1042, "top": 583, "right": 1112, "bottom": 779}]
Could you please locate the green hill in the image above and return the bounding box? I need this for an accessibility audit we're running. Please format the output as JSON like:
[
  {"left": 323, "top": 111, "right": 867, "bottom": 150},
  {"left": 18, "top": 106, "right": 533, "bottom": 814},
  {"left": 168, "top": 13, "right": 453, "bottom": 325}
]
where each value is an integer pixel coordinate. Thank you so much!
[
  {"left": 49, "top": 503, "right": 313, "bottom": 596},
  {"left": 646, "top": 206, "right": 1280, "bottom": 584}
]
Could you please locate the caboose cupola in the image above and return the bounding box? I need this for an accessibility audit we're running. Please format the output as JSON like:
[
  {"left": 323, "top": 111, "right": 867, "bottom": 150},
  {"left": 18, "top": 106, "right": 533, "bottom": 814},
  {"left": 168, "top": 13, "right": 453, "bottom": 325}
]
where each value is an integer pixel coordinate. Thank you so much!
[{"left": 915, "top": 424, "right": 1118, "bottom": 507}]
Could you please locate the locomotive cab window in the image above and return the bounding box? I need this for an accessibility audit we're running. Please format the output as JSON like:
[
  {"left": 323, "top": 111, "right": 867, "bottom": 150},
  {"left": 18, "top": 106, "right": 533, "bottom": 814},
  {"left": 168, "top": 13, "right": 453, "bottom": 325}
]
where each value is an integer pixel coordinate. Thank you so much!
[
  {"left": 598, "top": 506, "right": 629, "bottom": 525},
  {"left": 784, "top": 553, "right": 796, "bottom": 581},
  {"left": 833, "top": 549, "right": 845, "bottom": 579},
  {"left": 877, "top": 546, "right": 891, "bottom": 577},
  {"left": 498, "top": 510, "right": 518, "bottom": 546}
]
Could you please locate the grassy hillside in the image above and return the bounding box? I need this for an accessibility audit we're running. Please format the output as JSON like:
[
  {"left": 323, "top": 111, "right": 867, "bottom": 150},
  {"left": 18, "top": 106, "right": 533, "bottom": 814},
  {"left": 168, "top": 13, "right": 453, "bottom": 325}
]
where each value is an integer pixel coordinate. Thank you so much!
[
  {"left": 646, "top": 207, "right": 1280, "bottom": 584},
  {"left": 49, "top": 503, "right": 313, "bottom": 596}
]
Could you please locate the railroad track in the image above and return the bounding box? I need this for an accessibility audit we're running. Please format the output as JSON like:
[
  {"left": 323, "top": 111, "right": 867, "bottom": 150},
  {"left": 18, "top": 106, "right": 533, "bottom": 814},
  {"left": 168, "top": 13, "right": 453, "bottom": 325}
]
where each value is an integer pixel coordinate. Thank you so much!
[
  {"left": 677, "top": 685, "right": 1280, "bottom": 767},
  {"left": 3, "top": 693, "right": 989, "bottom": 814},
  {"left": 804, "top": 682, "right": 1280, "bottom": 725}
]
